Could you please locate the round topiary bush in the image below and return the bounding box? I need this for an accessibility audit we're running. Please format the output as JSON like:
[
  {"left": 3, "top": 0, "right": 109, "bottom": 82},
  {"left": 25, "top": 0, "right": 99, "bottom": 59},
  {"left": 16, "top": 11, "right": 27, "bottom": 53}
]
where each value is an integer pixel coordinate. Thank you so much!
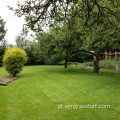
[{"left": 3, "top": 47, "right": 28, "bottom": 77}]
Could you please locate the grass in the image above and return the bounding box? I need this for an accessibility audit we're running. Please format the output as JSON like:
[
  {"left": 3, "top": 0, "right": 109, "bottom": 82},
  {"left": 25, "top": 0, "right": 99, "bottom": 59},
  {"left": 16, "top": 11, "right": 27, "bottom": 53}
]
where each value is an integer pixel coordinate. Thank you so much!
[{"left": 0, "top": 65, "right": 120, "bottom": 120}]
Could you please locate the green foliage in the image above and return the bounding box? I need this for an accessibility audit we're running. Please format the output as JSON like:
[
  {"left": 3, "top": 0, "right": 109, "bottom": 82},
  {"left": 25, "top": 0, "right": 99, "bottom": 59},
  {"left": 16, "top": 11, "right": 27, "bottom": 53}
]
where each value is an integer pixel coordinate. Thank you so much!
[
  {"left": 15, "top": 33, "right": 28, "bottom": 49},
  {"left": 10, "top": 0, "right": 120, "bottom": 33},
  {"left": 85, "top": 24, "right": 120, "bottom": 55},
  {"left": 0, "top": 40, "right": 7, "bottom": 66},
  {"left": 3, "top": 47, "right": 28, "bottom": 77},
  {"left": 15, "top": 33, "right": 41, "bottom": 65},
  {"left": 70, "top": 52, "right": 93, "bottom": 63},
  {"left": 35, "top": 20, "right": 84, "bottom": 67},
  {"left": 44, "top": 54, "right": 64, "bottom": 65},
  {"left": 0, "top": 17, "right": 7, "bottom": 66},
  {"left": 99, "top": 59, "right": 120, "bottom": 69},
  {"left": 86, "top": 61, "right": 94, "bottom": 66},
  {"left": 58, "top": 60, "right": 65, "bottom": 65},
  {"left": 87, "top": 58, "right": 120, "bottom": 69},
  {"left": 0, "top": 16, "right": 7, "bottom": 41},
  {"left": 10, "top": 0, "right": 120, "bottom": 71}
]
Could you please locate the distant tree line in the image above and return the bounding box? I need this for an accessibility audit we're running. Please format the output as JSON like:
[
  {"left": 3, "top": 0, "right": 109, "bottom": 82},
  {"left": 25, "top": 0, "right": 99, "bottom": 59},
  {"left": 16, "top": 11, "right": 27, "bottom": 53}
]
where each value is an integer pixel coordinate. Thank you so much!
[
  {"left": 15, "top": 32, "right": 93, "bottom": 65},
  {"left": 9, "top": 0, "right": 120, "bottom": 73},
  {"left": 0, "top": 16, "right": 7, "bottom": 66},
  {"left": 1, "top": 0, "right": 120, "bottom": 73}
]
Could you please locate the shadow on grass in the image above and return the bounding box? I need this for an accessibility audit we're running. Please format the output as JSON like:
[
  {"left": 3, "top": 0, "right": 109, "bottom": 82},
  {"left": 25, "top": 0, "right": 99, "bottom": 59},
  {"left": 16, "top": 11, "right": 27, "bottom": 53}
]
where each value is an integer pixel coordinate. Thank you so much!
[
  {"left": 40, "top": 66, "right": 120, "bottom": 84},
  {"left": 42, "top": 66, "right": 115, "bottom": 76},
  {"left": 16, "top": 66, "right": 120, "bottom": 88}
]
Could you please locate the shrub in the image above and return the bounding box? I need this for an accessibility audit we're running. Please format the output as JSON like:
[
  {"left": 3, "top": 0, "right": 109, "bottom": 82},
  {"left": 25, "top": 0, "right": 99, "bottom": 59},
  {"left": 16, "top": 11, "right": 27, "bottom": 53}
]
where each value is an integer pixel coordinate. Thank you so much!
[
  {"left": 3, "top": 47, "right": 28, "bottom": 77},
  {"left": 99, "top": 59, "right": 119, "bottom": 69},
  {"left": 86, "top": 61, "right": 93, "bottom": 66},
  {"left": 58, "top": 60, "right": 65, "bottom": 65},
  {"left": 44, "top": 54, "right": 64, "bottom": 65},
  {"left": 87, "top": 59, "right": 120, "bottom": 69}
]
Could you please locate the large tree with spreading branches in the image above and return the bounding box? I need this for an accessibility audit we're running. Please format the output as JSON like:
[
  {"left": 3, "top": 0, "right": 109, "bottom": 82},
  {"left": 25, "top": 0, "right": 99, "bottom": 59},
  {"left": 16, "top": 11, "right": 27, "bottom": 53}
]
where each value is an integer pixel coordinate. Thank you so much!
[
  {"left": 9, "top": 0, "right": 120, "bottom": 72},
  {"left": 9, "top": 0, "right": 120, "bottom": 32}
]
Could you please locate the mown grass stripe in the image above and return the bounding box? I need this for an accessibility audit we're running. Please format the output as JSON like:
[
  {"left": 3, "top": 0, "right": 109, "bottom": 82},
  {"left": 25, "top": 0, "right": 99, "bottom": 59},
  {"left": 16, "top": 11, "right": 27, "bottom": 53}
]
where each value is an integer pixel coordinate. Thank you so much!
[{"left": 0, "top": 65, "right": 120, "bottom": 120}]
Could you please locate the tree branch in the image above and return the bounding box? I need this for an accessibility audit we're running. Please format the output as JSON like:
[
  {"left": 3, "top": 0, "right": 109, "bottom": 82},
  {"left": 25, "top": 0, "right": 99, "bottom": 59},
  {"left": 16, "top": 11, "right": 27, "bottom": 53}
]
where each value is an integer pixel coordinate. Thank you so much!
[{"left": 71, "top": 49, "right": 95, "bottom": 56}]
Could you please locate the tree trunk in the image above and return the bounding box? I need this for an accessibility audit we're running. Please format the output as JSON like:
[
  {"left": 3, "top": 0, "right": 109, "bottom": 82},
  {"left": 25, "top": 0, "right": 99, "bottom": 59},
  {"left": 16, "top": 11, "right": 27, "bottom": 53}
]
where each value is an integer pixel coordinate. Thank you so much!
[
  {"left": 93, "top": 54, "right": 100, "bottom": 73},
  {"left": 65, "top": 52, "right": 68, "bottom": 68},
  {"left": 13, "top": 74, "right": 16, "bottom": 77}
]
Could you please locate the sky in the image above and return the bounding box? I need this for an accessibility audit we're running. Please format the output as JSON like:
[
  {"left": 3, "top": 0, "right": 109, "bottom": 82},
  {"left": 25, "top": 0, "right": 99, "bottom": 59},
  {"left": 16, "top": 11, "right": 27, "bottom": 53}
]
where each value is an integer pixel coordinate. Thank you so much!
[{"left": 0, "top": 0, "right": 25, "bottom": 45}]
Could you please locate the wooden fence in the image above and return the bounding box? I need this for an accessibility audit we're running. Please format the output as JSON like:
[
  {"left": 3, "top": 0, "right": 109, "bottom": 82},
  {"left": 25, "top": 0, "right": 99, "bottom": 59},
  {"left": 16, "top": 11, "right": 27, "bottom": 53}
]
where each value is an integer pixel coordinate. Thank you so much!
[{"left": 100, "top": 51, "right": 120, "bottom": 61}]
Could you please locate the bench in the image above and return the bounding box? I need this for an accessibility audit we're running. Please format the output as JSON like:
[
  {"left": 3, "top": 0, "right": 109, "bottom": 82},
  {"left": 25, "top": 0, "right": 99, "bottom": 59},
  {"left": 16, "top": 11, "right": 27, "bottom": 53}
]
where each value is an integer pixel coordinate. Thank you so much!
[
  {"left": 79, "top": 62, "right": 89, "bottom": 69},
  {"left": 67, "top": 62, "right": 78, "bottom": 67},
  {"left": 99, "top": 67, "right": 101, "bottom": 73},
  {"left": 116, "top": 64, "right": 120, "bottom": 73}
]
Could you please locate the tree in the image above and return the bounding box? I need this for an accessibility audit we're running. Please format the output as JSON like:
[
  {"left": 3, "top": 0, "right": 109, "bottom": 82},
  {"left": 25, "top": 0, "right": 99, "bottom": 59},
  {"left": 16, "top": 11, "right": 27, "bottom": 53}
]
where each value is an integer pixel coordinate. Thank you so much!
[
  {"left": 15, "top": 33, "right": 41, "bottom": 65},
  {"left": 10, "top": 0, "right": 120, "bottom": 72},
  {"left": 9, "top": 0, "right": 120, "bottom": 33},
  {"left": 70, "top": 52, "right": 93, "bottom": 63},
  {"left": 3, "top": 47, "right": 28, "bottom": 77},
  {"left": 0, "top": 16, "right": 7, "bottom": 41},
  {"left": 35, "top": 32, "right": 62, "bottom": 65},
  {"left": 54, "top": 26, "right": 84, "bottom": 68},
  {"left": 15, "top": 33, "right": 28, "bottom": 49},
  {"left": 0, "top": 16, "right": 7, "bottom": 66},
  {"left": 0, "top": 39, "right": 7, "bottom": 66},
  {"left": 84, "top": 24, "right": 120, "bottom": 73},
  {"left": 35, "top": 18, "right": 84, "bottom": 68}
]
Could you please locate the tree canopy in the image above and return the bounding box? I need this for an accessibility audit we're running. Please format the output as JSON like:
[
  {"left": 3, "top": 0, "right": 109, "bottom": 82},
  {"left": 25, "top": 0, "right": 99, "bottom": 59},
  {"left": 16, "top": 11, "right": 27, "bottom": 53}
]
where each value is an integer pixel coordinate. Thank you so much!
[
  {"left": 0, "top": 16, "right": 7, "bottom": 41},
  {"left": 8, "top": 0, "right": 120, "bottom": 73},
  {"left": 9, "top": 0, "right": 120, "bottom": 33},
  {"left": 0, "top": 16, "right": 7, "bottom": 66}
]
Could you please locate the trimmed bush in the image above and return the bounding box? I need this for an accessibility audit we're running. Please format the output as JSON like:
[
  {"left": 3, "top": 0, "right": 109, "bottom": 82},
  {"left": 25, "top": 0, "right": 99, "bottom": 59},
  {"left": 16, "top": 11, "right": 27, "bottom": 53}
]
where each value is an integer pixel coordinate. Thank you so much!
[{"left": 3, "top": 47, "right": 28, "bottom": 77}]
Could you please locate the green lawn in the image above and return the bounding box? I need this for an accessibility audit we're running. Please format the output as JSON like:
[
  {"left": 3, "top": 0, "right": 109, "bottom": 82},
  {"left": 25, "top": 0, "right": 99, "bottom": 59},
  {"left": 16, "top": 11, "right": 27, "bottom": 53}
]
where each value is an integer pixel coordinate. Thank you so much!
[{"left": 0, "top": 65, "right": 120, "bottom": 120}]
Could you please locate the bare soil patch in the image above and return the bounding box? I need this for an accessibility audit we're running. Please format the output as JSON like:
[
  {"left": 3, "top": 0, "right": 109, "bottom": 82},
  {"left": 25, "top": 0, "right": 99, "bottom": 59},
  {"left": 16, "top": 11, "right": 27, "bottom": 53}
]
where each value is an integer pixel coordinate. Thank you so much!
[{"left": 0, "top": 77, "right": 17, "bottom": 86}]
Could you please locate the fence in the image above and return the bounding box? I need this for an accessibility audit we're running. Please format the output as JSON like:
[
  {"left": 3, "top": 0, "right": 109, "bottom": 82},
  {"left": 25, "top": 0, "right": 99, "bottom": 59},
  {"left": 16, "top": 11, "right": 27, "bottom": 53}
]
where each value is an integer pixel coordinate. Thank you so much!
[{"left": 100, "top": 51, "right": 120, "bottom": 61}]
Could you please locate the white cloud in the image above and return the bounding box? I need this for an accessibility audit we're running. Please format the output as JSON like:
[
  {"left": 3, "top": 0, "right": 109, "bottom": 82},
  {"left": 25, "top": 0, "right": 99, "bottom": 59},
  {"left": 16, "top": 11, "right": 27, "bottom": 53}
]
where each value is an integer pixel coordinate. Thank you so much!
[{"left": 0, "top": 0, "right": 25, "bottom": 45}]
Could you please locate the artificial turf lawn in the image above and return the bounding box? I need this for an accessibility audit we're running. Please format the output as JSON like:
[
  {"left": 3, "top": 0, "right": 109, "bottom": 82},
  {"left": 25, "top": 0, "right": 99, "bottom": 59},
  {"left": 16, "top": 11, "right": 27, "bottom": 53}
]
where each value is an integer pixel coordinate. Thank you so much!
[{"left": 0, "top": 65, "right": 120, "bottom": 120}]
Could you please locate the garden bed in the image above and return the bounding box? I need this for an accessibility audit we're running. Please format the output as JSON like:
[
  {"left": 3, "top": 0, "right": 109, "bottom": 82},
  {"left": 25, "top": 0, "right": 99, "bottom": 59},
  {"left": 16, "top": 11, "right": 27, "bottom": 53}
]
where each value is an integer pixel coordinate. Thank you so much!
[{"left": 0, "top": 77, "right": 17, "bottom": 86}]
